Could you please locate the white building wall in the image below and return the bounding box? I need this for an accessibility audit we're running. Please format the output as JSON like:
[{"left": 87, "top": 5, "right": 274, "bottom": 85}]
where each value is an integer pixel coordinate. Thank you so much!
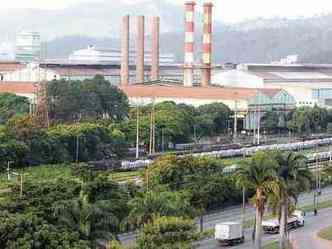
[
  {"left": 264, "top": 83, "right": 317, "bottom": 107},
  {"left": 212, "top": 70, "right": 264, "bottom": 88},
  {"left": 3, "top": 63, "right": 57, "bottom": 82}
]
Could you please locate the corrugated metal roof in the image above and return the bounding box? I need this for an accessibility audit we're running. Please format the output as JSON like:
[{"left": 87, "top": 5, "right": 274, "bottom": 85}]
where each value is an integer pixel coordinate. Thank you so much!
[
  {"left": 120, "top": 84, "right": 282, "bottom": 101},
  {"left": 0, "top": 62, "right": 26, "bottom": 73},
  {"left": 0, "top": 82, "right": 38, "bottom": 94}
]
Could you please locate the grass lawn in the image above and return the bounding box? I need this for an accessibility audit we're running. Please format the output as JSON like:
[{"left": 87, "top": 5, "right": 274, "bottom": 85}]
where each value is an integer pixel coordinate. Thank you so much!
[
  {"left": 0, "top": 164, "right": 142, "bottom": 190},
  {"left": 263, "top": 241, "right": 278, "bottom": 249},
  {"left": 318, "top": 225, "right": 332, "bottom": 241},
  {"left": 0, "top": 164, "right": 74, "bottom": 188},
  {"left": 301, "top": 199, "right": 332, "bottom": 213},
  {"left": 110, "top": 170, "right": 143, "bottom": 182},
  {"left": 263, "top": 241, "right": 292, "bottom": 249}
]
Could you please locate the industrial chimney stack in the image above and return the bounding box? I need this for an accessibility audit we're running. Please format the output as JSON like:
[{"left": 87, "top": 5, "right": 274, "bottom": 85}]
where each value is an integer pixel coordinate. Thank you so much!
[
  {"left": 121, "top": 15, "right": 130, "bottom": 86},
  {"left": 136, "top": 16, "right": 145, "bottom": 83},
  {"left": 201, "top": 2, "right": 213, "bottom": 87},
  {"left": 151, "top": 16, "right": 160, "bottom": 81},
  {"left": 184, "top": 1, "right": 196, "bottom": 87}
]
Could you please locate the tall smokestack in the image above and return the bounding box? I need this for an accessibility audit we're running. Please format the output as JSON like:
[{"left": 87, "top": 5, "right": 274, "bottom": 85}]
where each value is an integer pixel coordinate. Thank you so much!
[
  {"left": 121, "top": 15, "right": 130, "bottom": 86},
  {"left": 184, "top": 1, "right": 196, "bottom": 87},
  {"left": 151, "top": 16, "right": 160, "bottom": 81},
  {"left": 136, "top": 16, "right": 145, "bottom": 83},
  {"left": 201, "top": 2, "right": 213, "bottom": 87}
]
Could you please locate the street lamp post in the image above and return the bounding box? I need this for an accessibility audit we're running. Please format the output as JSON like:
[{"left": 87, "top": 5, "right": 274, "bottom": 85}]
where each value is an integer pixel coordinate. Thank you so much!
[
  {"left": 161, "top": 127, "right": 165, "bottom": 152},
  {"left": 241, "top": 152, "right": 246, "bottom": 229},
  {"left": 7, "top": 161, "right": 13, "bottom": 181},
  {"left": 136, "top": 104, "right": 140, "bottom": 159}
]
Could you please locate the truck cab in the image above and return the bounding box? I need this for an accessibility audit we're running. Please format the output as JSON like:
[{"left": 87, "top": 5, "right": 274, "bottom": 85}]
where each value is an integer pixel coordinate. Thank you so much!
[{"left": 262, "top": 210, "right": 305, "bottom": 234}]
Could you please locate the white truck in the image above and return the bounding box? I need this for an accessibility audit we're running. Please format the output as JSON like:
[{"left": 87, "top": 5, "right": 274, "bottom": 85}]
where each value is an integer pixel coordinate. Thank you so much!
[
  {"left": 215, "top": 222, "right": 245, "bottom": 246},
  {"left": 262, "top": 210, "right": 305, "bottom": 234}
]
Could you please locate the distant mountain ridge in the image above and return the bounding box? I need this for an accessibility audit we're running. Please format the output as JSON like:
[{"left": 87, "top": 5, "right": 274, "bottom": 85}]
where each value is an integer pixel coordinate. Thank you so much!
[
  {"left": 0, "top": 0, "right": 189, "bottom": 40},
  {"left": 2, "top": 0, "right": 332, "bottom": 63}
]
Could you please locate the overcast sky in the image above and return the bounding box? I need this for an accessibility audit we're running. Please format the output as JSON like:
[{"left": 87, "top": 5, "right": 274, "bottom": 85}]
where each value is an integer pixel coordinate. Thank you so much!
[{"left": 2, "top": 0, "right": 332, "bottom": 22}]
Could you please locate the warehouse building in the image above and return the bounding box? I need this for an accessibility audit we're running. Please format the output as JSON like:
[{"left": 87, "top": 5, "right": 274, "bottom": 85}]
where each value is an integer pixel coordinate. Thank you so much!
[
  {"left": 119, "top": 83, "right": 296, "bottom": 130},
  {"left": 212, "top": 63, "right": 332, "bottom": 108}
]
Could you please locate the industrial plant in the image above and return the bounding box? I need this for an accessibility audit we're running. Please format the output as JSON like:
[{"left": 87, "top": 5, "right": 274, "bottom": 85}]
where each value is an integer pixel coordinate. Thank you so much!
[{"left": 1, "top": 1, "right": 332, "bottom": 133}]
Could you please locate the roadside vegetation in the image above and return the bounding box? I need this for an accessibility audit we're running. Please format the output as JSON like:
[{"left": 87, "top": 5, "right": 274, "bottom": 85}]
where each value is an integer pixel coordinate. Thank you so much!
[
  {"left": 318, "top": 225, "right": 332, "bottom": 241},
  {"left": 1, "top": 76, "right": 332, "bottom": 249}
]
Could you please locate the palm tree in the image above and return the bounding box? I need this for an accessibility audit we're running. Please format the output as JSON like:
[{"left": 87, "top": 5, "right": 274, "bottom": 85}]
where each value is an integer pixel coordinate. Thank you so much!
[
  {"left": 54, "top": 190, "right": 119, "bottom": 247},
  {"left": 236, "top": 151, "right": 278, "bottom": 249},
  {"left": 273, "top": 151, "right": 312, "bottom": 249}
]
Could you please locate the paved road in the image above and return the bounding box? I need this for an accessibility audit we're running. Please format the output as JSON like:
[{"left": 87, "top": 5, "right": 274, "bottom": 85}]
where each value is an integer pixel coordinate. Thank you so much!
[
  {"left": 198, "top": 208, "right": 332, "bottom": 249},
  {"left": 119, "top": 186, "right": 332, "bottom": 245},
  {"left": 199, "top": 186, "right": 332, "bottom": 231},
  {"left": 292, "top": 208, "right": 332, "bottom": 249}
]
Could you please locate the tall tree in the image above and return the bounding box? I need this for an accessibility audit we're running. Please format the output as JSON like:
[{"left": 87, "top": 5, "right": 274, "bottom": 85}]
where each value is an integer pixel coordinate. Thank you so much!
[
  {"left": 195, "top": 102, "right": 232, "bottom": 139},
  {"left": 46, "top": 75, "right": 129, "bottom": 123},
  {"left": 0, "top": 93, "right": 30, "bottom": 124},
  {"left": 236, "top": 151, "right": 278, "bottom": 249},
  {"left": 273, "top": 151, "right": 312, "bottom": 249},
  {"left": 127, "top": 190, "right": 194, "bottom": 228}
]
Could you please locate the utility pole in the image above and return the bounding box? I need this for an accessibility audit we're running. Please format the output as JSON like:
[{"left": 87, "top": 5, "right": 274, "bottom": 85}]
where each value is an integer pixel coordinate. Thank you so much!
[
  {"left": 76, "top": 134, "right": 79, "bottom": 163},
  {"left": 234, "top": 99, "right": 238, "bottom": 141},
  {"left": 7, "top": 161, "right": 13, "bottom": 181},
  {"left": 75, "top": 114, "right": 81, "bottom": 163},
  {"left": 161, "top": 128, "right": 165, "bottom": 152},
  {"left": 314, "top": 146, "right": 319, "bottom": 215},
  {"left": 241, "top": 153, "right": 246, "bottom": 229},
  {"left": 257, "top": 96, "right": 261, "bottom": 145},
  {"left": 253, "top": 109, "right": 256, "bottom": 144},
  {"left": 20, "top": 174, "right": 23, "bottom": 198},
  {"left": 242, "top": 186, "right": 246, "bottom": 232},
  {"left": 152, "top": 102, "right": 156, "bottom": 154},
  {"left": 149, "top": 99, "right": 156, "bottom": 155},
  {"left": 136, "top": 104, "right": 140, "bottom": 159},
  {"left": 194, "top": 125, "right": 197, "bottom": 144}
]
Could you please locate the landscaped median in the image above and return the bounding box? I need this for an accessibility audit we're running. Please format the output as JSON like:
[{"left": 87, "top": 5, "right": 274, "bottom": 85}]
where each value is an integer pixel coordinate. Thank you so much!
[
  {"left": 263, "top": 241, "right": 293, "bottom": 249},
  {"left": 318, "top": 225, "right": 332, "bottom": 241}
]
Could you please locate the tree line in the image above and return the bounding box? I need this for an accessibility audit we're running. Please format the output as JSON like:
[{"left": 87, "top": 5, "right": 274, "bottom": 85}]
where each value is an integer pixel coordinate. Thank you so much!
[
  {"left": 1, "top": 76, "right": 332, "bottom": 169},
  {"left": 0, "top": 150, "right": 319, "bottom": 249}
]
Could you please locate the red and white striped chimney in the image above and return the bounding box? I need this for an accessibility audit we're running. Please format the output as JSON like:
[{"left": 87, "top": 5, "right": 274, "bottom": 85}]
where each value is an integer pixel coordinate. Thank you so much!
[
  {"left": 121, "top": 15, "right": 130, "bottom": 86},
  {"left": 184, "top": 1, "right": 196, "bottom": 87},
  {"left": 201, "top": 1, "right": 213, "bottom": 87}
]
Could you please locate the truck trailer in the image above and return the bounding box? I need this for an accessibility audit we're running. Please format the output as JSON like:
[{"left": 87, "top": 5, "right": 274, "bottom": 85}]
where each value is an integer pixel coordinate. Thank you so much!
[
  {"left": 215, "top": 222, "right": 245, "bottom": 246},
  {"left": 262, "top": 210, "right": 305, "bottom": 234}
]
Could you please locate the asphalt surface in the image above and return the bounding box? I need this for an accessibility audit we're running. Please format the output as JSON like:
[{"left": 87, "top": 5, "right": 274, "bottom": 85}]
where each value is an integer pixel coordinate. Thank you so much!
[
  {"left": 199, "top": 186, "right": 332, "bottom": 231},
  {"left": 292, "top": 208, "right": 332, "bottom": 249},
  {"left": 198, "top": 208, "right": 332, "bottom": 249},
  {"left": 119, "top": 186, "right": 332, "bottom": 247}
]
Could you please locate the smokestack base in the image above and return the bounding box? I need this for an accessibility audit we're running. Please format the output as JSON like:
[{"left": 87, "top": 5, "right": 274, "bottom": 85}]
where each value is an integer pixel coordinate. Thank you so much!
[
  {"left": 203, "top": 2, "right": 213, "bottom": 7},
  {"left": 184, "top": 66, "right": 194, "bottom": 87},
  {"left": 201, "top": 65, "right": 211, "bottom": 88}
]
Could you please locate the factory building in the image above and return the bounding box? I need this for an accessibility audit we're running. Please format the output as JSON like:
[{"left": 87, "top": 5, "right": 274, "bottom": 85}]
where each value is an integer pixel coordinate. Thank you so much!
[
  {"left": 0, "top": 61, "right": 209, "bottom": 85},
  {"left": 68, "top": 45, "right": 176, "bottom": 65},
  {"left": 0, "top": 0, "right": 298, "bottom": 132},
  {"left": 212, "top": 63, "right": 332, "bottom": 108}
]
